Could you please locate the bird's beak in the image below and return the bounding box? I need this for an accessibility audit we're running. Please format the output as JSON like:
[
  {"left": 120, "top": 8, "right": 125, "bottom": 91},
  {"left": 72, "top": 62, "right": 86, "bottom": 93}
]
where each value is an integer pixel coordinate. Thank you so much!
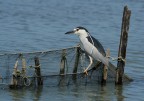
[{"left": 65, "top": 30, "right": 75, "bottom": 34}]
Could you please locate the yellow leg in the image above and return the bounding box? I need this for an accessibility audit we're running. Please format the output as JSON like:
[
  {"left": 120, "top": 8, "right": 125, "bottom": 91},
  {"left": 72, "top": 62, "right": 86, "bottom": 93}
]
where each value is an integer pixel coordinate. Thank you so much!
[{"left": 84, "top": 56, "right": 93, "bottom": 75}]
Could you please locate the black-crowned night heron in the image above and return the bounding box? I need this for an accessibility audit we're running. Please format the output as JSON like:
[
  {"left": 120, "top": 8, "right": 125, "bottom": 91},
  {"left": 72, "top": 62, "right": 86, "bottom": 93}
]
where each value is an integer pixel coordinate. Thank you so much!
[{"left": 65, "top": 26, "right": 109, "bottom": 73}]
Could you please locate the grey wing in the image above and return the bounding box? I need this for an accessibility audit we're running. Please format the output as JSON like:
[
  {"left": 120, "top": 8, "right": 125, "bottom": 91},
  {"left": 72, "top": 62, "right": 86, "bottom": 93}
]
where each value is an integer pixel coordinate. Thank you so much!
[{"left": 86, "top": 36, "right": 106, "bottom": 56}]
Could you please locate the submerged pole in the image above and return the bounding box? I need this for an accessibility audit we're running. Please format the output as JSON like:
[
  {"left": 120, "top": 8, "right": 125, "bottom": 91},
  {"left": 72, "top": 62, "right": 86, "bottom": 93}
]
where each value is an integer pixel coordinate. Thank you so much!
[
  {"left": 34, "top": 57, "right": 43, "bottom": 86},
  {"left": 115, "top": 6, "right": 131, "bottom": 85}
]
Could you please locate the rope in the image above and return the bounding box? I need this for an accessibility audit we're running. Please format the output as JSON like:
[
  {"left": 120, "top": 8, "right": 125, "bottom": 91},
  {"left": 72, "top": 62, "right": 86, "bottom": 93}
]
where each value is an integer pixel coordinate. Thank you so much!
[
  {"left": 12, "top": 57, "right": 31, "bottom": 87},
  {"left": 28, "top": 65, "right": 41, "bottom": 68},
  {"left": 107, "top": 56, "right": 126, "bottom": 62},
  {"left": 13, "top": 70, "right": 31, "bottom": 86},
  {"left": 22, "top": 76, "right": 31, "bottom": 86}
]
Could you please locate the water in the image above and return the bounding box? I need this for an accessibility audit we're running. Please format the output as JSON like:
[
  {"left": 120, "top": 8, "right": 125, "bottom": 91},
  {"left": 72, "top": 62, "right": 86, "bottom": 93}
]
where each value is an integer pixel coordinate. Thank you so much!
[{"left": 0, "top": 0, "right": 144, "bottom": 101}]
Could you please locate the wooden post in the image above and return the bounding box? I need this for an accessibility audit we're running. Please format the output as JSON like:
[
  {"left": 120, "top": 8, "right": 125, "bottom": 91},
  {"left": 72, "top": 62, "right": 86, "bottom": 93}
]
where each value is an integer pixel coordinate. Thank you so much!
[
  {"left": 9, "top": 60, "right": 22, "bottom": 89},
  {"left": 115, "top": 6, "right": 131, "bottom": 85},
  {"left": 21, "top": 57, "right": 26, "bottom": 76},
  {"left": 59, "top": 50, "right": 67, "bottom": 86},
  {"left": 73, "top": 47, "right": 80, "bottom": 73},
  {"left": 13, "top": 60, "right": 18, "bottom": 83},
  {"left": 34, "top": 57, "right": 43, "bottom": 86},
  {"left": 72, "top": 47, "right": 80, "bottom": 79},
  {"left": 101, "top": 49, "right": 110, "bottom": 85},
  {"left": 60, "top": 49, "right": 66, "bottom": 74}
]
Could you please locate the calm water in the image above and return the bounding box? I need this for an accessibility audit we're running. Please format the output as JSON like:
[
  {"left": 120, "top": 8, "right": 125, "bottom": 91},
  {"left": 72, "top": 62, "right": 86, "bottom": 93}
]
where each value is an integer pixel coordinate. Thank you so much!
[{"left": 0, "top": 0, "right": 144, "bottom": 101}]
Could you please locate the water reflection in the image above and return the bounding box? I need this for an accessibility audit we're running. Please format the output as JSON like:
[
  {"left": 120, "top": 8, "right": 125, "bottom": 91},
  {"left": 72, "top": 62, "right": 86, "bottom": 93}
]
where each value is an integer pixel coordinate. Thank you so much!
[
  {"left": 83, "top": 84, "right": 125, "bottom": 101},
  {"left": 115, "top": 85, "right": 124, "bottom": 101},
  {"left": 32, "top": 86, "right": 43, "bottom": 101},
  {"left": 56, "top": 83, "right": 126, "bottom": 101},
  {"left": 9, "top": 86, "right": 43, "bottom": 101},
  {"left": 0, "top": 82, "right": 133, "bottom": 101},
  {"left": 10, "top": 89, "right": 27, "bottom": 101},
  {"left": 0, "top": 0, "right": 144, "bottom": 100}
]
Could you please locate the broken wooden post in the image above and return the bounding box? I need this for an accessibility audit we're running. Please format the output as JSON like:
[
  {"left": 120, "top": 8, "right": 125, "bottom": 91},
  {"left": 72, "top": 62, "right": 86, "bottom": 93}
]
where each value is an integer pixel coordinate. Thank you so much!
[
  {"left": 9, "top": 60, "right": 19, "bottom": 88},
  {"left": 115, "top": 6, "right": 131, "bottom": 85},
  {"left": 34, "top": 57, "right": 43, "bottom": 86},
  {"left": 101, "top": 49, "right": 110, "bottom": 85},
  {"left": 60, "top": 49, "right": 67, "bottom": 74},
  {"left": 9, "top": 58, "right": 22, "bottom": 89}
]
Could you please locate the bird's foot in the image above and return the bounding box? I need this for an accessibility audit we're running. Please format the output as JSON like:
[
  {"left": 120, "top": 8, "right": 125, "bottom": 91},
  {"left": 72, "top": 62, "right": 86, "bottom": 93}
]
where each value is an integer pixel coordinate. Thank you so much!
[{"left": 83, "top": 69, "right": 88, "bottom": 75}]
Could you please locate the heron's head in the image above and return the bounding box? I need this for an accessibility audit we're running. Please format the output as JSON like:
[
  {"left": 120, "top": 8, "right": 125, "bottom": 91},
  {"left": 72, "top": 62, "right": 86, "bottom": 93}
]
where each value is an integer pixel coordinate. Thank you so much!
[{"left": 65, "top": 26, "right": 89, "bottom": 37}]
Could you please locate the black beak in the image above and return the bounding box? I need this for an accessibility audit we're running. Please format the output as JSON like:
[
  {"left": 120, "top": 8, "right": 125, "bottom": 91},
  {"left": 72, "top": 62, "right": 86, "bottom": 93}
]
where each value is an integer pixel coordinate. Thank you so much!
[{"left": 65, "top": 30, "right": 75, "bottom": 34}]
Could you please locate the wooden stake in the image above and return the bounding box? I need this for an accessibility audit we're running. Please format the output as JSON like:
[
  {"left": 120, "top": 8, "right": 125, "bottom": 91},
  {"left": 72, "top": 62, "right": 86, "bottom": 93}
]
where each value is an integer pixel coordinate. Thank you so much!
[
  {"left": 34, "top": 57, "right": 43, "bottom": 86},
  {"left": 72, "top": 47, "right": 80, "bottom": 79},
  {"left": 11, "top": 60, "right": 18, "bottom": 86},
  {"left": 115, "top": 6, "right": 131, "bottom": 85},
  {"left": 73, "top": 47, "right": 80, "bottom": 73},
  {"left": 21, "top": 58, "right": 26, "bottom": 76},
  {"left": 60, "top": 49, "right": 66, "bottom": 74},
  {"left": 101, "top": 49, "right": 110, "bottom": 85}
]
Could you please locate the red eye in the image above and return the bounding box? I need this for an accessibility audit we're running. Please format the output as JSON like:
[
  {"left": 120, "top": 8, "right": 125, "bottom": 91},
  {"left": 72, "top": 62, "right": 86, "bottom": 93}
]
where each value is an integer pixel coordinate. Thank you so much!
[{"left": 76, "top": 28, "right": 79, "bottom": 31}]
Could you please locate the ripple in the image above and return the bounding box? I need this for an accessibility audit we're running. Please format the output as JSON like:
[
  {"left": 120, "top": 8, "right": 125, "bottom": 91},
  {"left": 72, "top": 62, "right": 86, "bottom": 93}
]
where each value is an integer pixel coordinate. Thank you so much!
[{"left": 0, "top": 0, "right": 144, "bottom": 101}]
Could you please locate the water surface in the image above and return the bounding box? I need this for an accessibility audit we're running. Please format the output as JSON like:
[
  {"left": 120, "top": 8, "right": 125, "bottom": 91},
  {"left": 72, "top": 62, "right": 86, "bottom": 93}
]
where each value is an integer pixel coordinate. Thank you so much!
[{"left": 0, "top": 0, "right": 144, "bottom": 101}]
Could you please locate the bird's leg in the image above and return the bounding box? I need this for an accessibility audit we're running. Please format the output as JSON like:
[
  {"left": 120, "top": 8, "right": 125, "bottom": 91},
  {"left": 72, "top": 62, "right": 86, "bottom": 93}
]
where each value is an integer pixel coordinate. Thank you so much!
[{"left": 84, "top": 56, "right": 93, "bottom": 75}]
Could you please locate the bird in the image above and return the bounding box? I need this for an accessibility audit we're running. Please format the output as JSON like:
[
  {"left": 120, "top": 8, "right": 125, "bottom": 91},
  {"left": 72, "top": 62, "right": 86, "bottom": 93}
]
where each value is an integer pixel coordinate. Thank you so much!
[{"left": 65, "top": 26, "right": 109, "bottom": 73}]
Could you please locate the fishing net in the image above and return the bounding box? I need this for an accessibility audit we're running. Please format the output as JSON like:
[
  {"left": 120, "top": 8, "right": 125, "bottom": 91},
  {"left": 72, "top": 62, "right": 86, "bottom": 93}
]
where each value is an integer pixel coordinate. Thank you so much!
[{"left": 0, "top": 46, "right": 131, "bottom": 88}]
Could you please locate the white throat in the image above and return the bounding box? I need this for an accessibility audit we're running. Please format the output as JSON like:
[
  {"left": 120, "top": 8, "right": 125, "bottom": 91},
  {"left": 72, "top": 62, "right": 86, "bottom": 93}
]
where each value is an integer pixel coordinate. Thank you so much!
[{"left": 77, "top": 31, "right": 89, "bottom": 38}]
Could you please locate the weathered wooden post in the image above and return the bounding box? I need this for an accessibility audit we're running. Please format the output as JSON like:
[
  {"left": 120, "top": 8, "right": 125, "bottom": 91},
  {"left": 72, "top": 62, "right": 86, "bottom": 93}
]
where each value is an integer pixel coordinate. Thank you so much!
[
  {"left": 10, "top": 60, "right": 19, "bottom": 88},
  {"left": 72, "top": 47, "right": 80, "bottom": 79},
  {"left": 34, "top": 57, "right": 43, "bottom": 86},
  {"left": 60, "top": 49, "right": 67, "bottom": 74},
  {"left": 59, "top": 49, "right": 67, "bottom": 86},
  {"left": 73, "top": 47, "right": 80, "bottom": 74},
  {"left": 101, "top": 49, "right": 110, "bottom": 85},
  {"left": 115, "top": 6, "right": 131, "bottom": 85},
  {"left": 21, "top": 57, "right": 26, "bottom": 77}
]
